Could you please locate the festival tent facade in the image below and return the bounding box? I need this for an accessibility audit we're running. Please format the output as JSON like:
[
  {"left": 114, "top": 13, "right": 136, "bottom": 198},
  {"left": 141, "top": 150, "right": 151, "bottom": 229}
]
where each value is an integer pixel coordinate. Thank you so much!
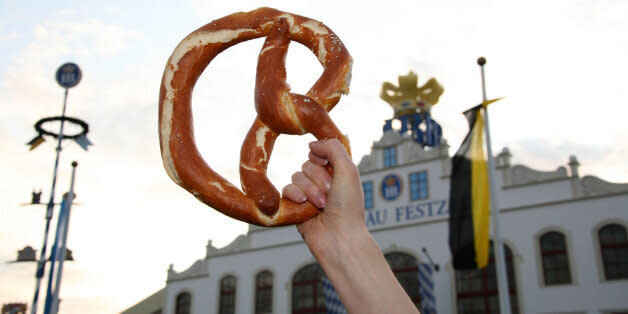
[{"left": 124, "top": 73, "right": 628, "bottom": 314}]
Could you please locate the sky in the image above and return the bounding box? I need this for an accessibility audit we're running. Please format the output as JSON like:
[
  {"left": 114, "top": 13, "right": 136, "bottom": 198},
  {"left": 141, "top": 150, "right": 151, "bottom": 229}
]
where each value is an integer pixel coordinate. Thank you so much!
[{"left": 1, "top": 0, "right": 627, "bottom": 313}]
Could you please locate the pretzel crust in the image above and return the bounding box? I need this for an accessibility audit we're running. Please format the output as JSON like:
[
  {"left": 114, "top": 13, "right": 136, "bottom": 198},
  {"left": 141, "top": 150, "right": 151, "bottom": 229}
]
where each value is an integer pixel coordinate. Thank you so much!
[{"left": 159, "top": 7, "right": 352, "bottom": 226}]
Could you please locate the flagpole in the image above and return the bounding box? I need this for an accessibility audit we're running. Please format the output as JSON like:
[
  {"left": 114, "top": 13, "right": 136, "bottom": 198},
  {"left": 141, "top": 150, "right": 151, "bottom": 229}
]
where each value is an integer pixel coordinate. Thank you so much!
[{"left": 477, "top": 57, "right": 512, "bottom": 314}]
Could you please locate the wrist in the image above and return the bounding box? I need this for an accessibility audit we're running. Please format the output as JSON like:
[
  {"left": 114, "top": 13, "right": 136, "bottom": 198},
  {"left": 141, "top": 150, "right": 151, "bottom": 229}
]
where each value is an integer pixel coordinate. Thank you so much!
[
  {"left": 315, "top": 222, "right": 419, "bottom": 313},
  {"left": 317, "top": 222, "right": 375, "bottom": 270}
]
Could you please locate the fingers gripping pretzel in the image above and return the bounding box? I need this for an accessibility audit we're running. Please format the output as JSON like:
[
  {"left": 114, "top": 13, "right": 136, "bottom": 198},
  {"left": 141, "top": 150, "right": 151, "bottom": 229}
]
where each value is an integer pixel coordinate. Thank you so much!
[{"left": 159, "top": 7, "right": 352, "bottom": 226}]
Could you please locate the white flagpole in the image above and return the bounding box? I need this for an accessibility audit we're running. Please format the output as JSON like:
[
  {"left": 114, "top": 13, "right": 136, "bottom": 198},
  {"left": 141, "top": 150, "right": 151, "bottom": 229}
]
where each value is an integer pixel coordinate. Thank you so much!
[{"left": 478, "top": 57, "right": 512, "bottom": 314}]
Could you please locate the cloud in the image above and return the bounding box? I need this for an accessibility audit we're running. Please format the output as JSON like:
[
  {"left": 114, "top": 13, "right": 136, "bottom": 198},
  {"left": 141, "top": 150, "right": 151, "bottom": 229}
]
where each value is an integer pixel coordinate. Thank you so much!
[
  {"left": 0, "top": 18, "right": 144, "bottom": 119},
  {"left": 0, "top": 31, "right": 19, "bottom": 41},
  {"left": 30, "top": 19, "right": 142, "bottom": 58},
  {"left": 0, "top": 264, "right": 33, "bottom": 304},
  {"left": 508, "top": 137, "right": 628, "bottom": 183}
]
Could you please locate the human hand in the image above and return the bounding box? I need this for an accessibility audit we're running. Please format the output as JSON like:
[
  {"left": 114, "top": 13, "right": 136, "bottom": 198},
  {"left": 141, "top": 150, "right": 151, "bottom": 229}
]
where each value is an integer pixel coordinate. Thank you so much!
[{"left": 282, "top": 139, "right": 367, "bottom": 262}]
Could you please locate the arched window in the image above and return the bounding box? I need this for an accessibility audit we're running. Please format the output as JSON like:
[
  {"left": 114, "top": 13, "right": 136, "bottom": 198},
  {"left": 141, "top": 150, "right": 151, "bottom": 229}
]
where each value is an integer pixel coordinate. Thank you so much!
[
  {"left": 291, "top": 263, "right": 325, "bottom": 314},
  {"left": 255, "top": 270, "right": 273, "bottom": 314},
  {"left": 384, "top": 252, "right": 421, "bottom": 310},
  {"left": 540, "top": 231, "right": 571, "bottom": 285},
  {"left": 455, "top": 242, "right": 519, "bottom": 314},
  {"left": 219, "top": 275, "right": 236, "bottom": 314},
  {"left": 175, "top": 292, "right": 191, "bottom": 314},
  {"left": 599, "top": 224, "right": 628, "bottom": 280}
]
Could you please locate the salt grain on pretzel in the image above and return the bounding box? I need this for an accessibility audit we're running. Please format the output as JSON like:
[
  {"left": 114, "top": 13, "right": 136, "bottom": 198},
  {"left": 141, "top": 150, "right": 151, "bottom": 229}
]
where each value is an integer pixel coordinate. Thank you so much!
[{"left": 158, "top": 7, "right": 352, "bottom": 226}]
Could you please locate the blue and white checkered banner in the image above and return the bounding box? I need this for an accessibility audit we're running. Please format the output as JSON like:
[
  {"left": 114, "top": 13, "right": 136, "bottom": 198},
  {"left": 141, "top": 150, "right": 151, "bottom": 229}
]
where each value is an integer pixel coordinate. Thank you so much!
[
  {"left": 322, "top": 277, "right": 347, "bottom": 314},
  {"left": 381, "top": 113, "right": 442, "bottom": 148},
  {"left": 423, "top": 114, "right": 442, "bottom": 147},
  {"left": 418, "top": 263, "right": 437, "bottom": 314}
]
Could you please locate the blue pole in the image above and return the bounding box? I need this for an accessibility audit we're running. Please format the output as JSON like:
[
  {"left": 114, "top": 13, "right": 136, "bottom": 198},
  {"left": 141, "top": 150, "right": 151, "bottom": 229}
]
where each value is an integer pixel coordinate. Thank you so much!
[
  {"left": 49, "top": 162, "right": 78, "bottom": 314},
  {"left": 43, "top": 196, "right": 68, "bottom": 314},
  {"left": 31, "top": 88, "right": 69, "bottom": 314}
]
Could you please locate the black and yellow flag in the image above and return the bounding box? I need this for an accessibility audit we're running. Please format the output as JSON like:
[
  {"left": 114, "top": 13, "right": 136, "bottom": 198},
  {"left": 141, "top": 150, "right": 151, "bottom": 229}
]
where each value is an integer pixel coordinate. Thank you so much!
[{"left": 448, "top": 103, "right": 492, "bottom": 269}]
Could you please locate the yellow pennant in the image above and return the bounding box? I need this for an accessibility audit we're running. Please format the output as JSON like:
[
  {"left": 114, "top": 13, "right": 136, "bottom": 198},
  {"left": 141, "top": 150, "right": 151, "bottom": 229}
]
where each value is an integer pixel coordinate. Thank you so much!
[{"left": 481, "top": 97, "right": 503, "bottom": 108}]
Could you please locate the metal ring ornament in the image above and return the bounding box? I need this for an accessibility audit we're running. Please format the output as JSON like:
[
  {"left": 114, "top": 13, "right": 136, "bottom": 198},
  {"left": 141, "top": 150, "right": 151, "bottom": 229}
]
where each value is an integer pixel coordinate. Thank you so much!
[
  {"left": 34, "top": 116, "right": 89, "bottom": 139},
  {"left": 158, "top": 7, "right": 353, "bottom": 226}
]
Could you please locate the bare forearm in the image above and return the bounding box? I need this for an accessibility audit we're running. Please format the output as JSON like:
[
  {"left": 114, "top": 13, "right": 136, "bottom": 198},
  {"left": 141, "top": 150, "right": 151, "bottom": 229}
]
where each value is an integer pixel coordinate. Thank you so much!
[
  {"left": 289, "top": 140, "right": 419, "bottom": 313},
  {"left": 317, "top": 224, "right": 420, "bottom": 314}
]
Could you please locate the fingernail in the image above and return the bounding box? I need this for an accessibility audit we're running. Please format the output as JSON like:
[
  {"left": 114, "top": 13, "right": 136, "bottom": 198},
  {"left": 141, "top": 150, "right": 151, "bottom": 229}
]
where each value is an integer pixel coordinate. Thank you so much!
[{"left": 317, "top": 196, "right": 327, "bottom": 208}]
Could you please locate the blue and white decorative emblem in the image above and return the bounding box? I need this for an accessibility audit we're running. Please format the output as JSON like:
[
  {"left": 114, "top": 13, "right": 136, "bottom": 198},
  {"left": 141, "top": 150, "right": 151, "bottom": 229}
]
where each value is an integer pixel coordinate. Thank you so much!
[
  {"left": 381, "top": 174, "right": 402, "bottom": 201},
  {"left": 55, "top": 62, "right": 82, "bottom": 88}
]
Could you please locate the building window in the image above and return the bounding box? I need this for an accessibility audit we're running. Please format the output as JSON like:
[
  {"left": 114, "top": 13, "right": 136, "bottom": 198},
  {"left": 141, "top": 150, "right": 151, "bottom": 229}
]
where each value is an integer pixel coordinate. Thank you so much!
[
  {"left": 255, "top": 270, "right": 273, "bottom": 314},
  {"left": 409, "top": 171, "right": 428, "bottom": 201},
  {"left": 384, "top": 146, "right": 397, "bottom": 168},
  {"left": 292, "top": 263, "right": 325, "bottom": 314},
  {"left": 385, "top": 252, "right": 421, "bottom": 310},
  {"left": 455, "top": 242, "right": 519, "bottom": 314},
  {"left": 175, "top": 292, "right": 191, "bottom": 314},
  {"left": 540, "top": 231, "right": 571, "bottom": 285},
  {"left": 362, "top": 181, "right": 374, "bottom": 209},
  {"left": 599, "top": 224, "right": 628, "bottom": 280},
  {"left": 219, "top": 275, "right": 236, "bottom": 314}
]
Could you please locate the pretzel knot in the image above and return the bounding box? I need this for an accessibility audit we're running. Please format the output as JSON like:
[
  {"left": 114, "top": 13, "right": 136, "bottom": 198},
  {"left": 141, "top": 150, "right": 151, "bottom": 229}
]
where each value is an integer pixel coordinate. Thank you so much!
[{"left": 158, "top": 8, "right": 352, "bottom": 226}]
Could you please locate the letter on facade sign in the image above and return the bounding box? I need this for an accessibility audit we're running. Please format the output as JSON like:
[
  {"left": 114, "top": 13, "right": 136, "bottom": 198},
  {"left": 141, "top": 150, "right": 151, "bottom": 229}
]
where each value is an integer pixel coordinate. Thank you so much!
[
  {"left": 415, "top": 203, "right": 425, "bottom": 218},
  {"left": 366, "top": 211, "right": 376, "bottom": 227},
  {"left": 437, "top": 200, "right": 448, "bottom": 215},
  {"left": 376, "top": 209, "right": 388, "bottom": 225},
  {"left": 395, "top": 207, "right": 404, "bottom": 222},
  {"left": 405, "top": 206, "right": 414, "bottom": 221}
]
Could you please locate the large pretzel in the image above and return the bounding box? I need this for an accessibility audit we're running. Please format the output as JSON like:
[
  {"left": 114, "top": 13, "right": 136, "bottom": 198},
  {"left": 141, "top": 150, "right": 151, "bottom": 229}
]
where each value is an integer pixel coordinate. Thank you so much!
[{"left": 159, "top": 7, "right": 352, "bottom": 226}]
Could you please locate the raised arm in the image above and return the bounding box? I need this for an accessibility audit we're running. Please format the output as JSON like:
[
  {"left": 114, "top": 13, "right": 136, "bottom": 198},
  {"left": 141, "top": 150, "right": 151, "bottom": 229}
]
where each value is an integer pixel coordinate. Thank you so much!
[{"left": 283, "top": 139, "right": 420, "bottom": 314}]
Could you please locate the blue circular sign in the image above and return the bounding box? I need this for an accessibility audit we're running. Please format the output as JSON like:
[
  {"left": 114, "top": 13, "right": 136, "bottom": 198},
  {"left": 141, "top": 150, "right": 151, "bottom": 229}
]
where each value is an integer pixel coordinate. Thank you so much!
[
  {"left": 381, "top": 174, "right": 402, "bottom": 201},
  {"left": 55, "top": 63, "right": 82, "bottom": 88}
]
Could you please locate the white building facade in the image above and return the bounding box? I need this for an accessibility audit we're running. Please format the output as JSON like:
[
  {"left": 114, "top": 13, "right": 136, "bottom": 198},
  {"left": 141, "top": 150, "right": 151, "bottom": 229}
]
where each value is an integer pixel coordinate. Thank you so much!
[{"left": 127, "top": 128, "right": 628, "bottom": 314}]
